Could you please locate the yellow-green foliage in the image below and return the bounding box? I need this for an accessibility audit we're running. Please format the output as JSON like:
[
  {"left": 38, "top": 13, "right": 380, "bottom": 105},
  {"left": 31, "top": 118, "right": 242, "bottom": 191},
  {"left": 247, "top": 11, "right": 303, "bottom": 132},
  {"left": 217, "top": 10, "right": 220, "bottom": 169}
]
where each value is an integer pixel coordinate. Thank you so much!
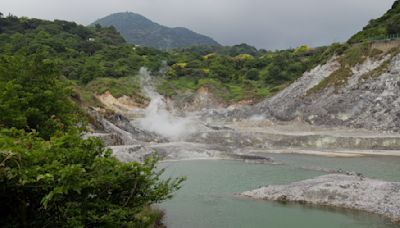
[
  {"left": 294, "top": 45, "right": 311, "bottom": 55},
  {"left": 202, "top": 53, "right": 216, "bottom": 60},
  {"left": 202, "top": 68, "right": 210, "bottom": 74},
  {"left": 174, "top": 63, "right": 188, "bottom": 68},
  {"left": 234, "top": 54, "right": 254, "bottom": 61}
]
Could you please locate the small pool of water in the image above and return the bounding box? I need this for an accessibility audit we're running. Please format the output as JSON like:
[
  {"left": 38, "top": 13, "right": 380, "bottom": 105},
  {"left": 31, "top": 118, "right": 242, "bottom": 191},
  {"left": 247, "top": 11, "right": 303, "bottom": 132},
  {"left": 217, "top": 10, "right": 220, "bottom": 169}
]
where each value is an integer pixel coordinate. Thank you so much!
[{"left": 159, "top": 154, "right": 400, "bottom": 228}]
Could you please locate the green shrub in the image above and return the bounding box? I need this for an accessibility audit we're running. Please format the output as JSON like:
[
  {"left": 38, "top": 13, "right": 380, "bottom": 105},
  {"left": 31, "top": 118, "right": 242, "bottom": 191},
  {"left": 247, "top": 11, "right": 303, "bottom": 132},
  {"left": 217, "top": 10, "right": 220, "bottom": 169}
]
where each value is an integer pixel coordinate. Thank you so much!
[
  {"left": 0, "top": 128, "right": 184, "bottom": 227},
  {"left": 245, "top": 68, "right": 260, "bottom": 81},
  {"left": 0, "top": 54, "right": 79, "bottom": 139},
  {"left": 0, "top": 50, "right": 184, "bottom": 228}
]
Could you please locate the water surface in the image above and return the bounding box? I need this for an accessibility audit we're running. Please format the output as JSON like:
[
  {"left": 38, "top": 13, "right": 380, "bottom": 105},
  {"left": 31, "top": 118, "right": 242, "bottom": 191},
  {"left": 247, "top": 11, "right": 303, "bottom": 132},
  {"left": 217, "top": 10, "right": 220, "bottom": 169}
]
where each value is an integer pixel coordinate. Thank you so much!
[{"left": 160, "top": 155, "right": 400, "bottom": 228}]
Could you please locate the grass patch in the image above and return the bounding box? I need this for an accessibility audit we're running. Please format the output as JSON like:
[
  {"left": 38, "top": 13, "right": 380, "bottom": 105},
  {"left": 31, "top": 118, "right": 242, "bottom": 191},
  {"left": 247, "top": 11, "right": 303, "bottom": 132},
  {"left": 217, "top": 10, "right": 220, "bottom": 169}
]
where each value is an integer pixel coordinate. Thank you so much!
[
  {"left": 307, "top": 44, "right": 387, "bottom": 95},
  {"left": 223, "top": 84, "right": 245, "bottom": 101},
  {"left": 269, "top": 83, "right": 290, "bottom": 94},
  {"left": 361, "top": 59, "right": 391, "bottom": 80},
  {"left": 307, "top": 67, "right": 353, "bottom": 95},
  {"left": 72, "top": 86, "right": 104, "bottom": 107},
  {"left": 339, "top": 43, "right": 382, "bottom": 67},
  {"left": 72, "top": 76, "right": 148, "bottom": 107},
  {"left": 86, "top": 76, "right": 142, "bottom": 98},
  {"left": 255, "top": 87, "right": 271, "bottom": 97}
]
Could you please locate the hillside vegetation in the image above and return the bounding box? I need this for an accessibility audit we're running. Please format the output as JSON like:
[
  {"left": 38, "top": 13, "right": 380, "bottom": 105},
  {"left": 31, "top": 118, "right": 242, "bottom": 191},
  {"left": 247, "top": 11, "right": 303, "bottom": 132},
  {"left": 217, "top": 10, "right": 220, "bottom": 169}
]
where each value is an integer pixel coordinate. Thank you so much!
[
  {"left": 0, "top": 13, "right": 340, "bottom": 105},
  {"left": 350, "top": 0, "right": 400, "bottom": 43},
  {"left": 160, "top": 44, "right": 339, "bottom": 102}
]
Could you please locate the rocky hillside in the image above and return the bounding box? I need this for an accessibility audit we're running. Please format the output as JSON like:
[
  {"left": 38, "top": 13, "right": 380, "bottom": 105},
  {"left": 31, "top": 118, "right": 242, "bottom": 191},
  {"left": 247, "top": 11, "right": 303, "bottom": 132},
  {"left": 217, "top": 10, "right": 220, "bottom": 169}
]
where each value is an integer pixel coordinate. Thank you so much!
[
  {"left": 246, "top": 42, "right": 400, "bottom": 132},
  {"left": 236, "top": 0, "right": 400, "bottom": 132},
  {"left": 92, "top": 12, "right": 220, "bottom": 50}
]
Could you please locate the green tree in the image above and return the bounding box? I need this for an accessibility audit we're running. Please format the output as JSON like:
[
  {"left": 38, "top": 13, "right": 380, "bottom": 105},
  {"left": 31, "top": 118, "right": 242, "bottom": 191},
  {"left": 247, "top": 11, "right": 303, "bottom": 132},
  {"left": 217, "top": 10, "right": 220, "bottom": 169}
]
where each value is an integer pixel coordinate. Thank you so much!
[
  {"left": 387, "top": 14, "right": 400, "bottom": 34},
  {"left": 245, "top": 68, "right": 260, "bottom": 81},
  {"left": 0, "top": 128, "right": 184, "bottom": 227},
  {"left": 294, "top": 45, "right": 310, "bottom": 55},
  {"left": 0, "top": 54, "right": 78, "bottom": 139},
  {"left": 0, "top": 50, "right": 184, "bottom": 228}
]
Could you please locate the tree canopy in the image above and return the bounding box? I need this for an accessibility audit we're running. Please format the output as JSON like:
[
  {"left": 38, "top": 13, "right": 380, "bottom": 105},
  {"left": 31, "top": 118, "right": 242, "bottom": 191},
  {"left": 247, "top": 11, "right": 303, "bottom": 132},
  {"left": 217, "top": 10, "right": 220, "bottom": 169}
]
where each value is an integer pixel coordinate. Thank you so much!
[{"left": 0, "top": 23, "right": 184, "bottom": 226}]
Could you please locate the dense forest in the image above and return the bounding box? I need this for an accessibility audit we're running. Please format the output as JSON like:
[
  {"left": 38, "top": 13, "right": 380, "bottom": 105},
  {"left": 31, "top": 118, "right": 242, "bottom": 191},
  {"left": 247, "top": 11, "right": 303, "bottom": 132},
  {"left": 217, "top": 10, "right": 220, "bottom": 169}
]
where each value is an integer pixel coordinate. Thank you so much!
[
  {"left": 0, "top": 13, "right": 184, "bottom": 227},
  {"left": 0, "top": 13, "right": 344, "bottom": 104}
]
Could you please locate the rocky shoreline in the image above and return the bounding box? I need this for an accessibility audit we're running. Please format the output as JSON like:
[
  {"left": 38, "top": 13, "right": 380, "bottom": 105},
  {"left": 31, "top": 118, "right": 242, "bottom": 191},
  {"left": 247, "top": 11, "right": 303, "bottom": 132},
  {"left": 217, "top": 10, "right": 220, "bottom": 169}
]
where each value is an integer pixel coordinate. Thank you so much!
[{"left": 241, "top": 174, "right": 400, "bottom": 222}]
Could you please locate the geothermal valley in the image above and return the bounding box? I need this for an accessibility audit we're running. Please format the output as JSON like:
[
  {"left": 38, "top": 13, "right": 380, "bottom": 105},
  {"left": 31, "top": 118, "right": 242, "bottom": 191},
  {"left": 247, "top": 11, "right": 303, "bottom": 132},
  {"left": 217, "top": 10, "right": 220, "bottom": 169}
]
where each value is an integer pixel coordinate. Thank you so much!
[{"left": 87, "top": 62, "right": 400, "bottom": 227}]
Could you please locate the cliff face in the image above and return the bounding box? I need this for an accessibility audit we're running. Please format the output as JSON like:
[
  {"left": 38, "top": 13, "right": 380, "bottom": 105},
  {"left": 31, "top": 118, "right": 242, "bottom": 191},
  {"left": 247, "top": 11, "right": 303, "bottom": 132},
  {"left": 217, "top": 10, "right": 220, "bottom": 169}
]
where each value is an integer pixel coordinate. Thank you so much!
[{"left": 251, "top": 46, "right": 400, "bottom": 132}]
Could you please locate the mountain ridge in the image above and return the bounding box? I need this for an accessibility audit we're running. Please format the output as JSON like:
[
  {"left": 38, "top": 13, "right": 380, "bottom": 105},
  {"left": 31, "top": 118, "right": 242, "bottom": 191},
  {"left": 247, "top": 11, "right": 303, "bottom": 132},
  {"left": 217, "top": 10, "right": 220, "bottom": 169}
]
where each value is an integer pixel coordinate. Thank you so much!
[{"left": 91, "top": 12, "right": 220, "bottom": 50}]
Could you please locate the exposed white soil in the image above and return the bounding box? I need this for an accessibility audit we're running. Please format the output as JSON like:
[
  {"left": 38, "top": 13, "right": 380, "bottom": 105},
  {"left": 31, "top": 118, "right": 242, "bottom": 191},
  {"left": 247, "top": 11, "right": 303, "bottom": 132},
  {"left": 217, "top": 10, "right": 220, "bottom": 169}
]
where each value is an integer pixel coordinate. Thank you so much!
[{"left": 241, "top": 174, "right": 400, "bottom": 222}]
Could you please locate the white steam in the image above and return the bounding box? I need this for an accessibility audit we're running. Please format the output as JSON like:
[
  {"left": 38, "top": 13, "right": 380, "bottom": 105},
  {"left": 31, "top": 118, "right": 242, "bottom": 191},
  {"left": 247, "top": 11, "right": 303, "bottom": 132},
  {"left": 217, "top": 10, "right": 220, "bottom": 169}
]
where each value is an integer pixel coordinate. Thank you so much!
[{"left": 137, "top": 68, "right": 197, "bottom": 139}]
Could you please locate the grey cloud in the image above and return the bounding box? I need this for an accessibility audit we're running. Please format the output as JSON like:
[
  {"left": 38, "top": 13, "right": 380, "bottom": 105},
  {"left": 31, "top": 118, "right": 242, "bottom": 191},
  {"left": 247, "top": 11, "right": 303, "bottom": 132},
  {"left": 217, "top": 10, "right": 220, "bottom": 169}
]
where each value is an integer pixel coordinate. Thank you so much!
[{"left": 1, "top": 0, "right": 395, "bottom": 49}]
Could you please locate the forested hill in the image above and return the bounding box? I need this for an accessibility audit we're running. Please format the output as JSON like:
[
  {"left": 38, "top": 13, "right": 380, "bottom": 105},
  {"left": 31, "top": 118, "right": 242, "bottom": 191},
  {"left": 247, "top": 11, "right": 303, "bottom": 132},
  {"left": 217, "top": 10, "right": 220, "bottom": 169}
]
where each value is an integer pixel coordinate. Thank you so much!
[
  {"left": 0, "top": 14, "right": 169, "bottom": 81},
  {"left": 349, "top": 0, "right": 400, "bottom": 43},
  {"left": 91, "top": 12, "right": 220, "bottom": 50},
  {"left": 0, "top": 13, "right": 338, "bottom": 104}
]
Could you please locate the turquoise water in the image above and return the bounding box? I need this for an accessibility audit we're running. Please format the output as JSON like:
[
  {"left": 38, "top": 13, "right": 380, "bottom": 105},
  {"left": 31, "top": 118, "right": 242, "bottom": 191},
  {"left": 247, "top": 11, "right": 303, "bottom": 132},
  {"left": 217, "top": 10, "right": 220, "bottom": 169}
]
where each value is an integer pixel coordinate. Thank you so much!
[{"left": 159, "top": 155, "right": 400, "bottom": 228}]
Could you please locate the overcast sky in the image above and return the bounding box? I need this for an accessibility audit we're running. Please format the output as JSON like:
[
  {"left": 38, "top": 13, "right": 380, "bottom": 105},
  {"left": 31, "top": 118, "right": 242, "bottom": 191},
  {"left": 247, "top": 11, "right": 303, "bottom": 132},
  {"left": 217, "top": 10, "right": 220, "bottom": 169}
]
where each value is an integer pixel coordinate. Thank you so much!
[{"left": 1, "top": 0, "right": 395, "bottom": 50}]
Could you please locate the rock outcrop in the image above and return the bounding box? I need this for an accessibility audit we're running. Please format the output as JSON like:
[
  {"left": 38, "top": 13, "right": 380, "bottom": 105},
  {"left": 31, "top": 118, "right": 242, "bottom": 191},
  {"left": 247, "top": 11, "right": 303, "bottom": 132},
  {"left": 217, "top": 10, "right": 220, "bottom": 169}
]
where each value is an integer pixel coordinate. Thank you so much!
[
  {"left": 87, "top": 108, "right": 166, "bottom": 144},
  {"left": 241, "top": 174, "right": 400, "bottom": 222},
  {"left": 247, "top": 52, "right": 400, "bottom": 132}
]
